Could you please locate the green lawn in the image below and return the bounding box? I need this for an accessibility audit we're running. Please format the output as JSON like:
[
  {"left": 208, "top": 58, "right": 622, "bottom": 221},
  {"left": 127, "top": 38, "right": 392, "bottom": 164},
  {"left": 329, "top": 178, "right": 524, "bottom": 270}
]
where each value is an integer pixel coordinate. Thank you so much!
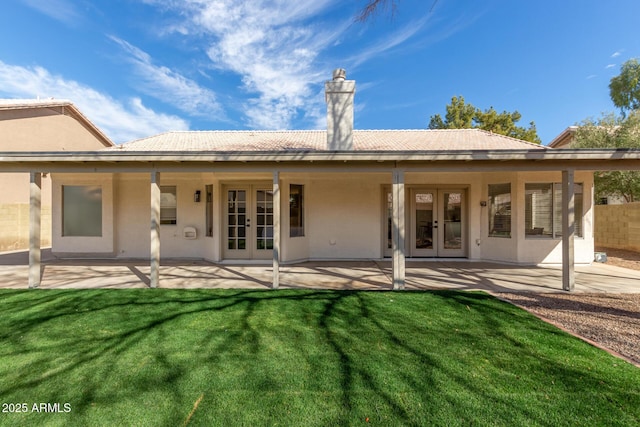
[{"left": 0, "top": 289, "right": 638, "bottom": 426}]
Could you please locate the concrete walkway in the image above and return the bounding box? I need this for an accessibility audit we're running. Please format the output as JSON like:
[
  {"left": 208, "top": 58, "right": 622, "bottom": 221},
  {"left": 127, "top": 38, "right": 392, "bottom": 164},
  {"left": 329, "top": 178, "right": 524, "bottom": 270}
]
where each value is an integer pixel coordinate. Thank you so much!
[{"left": 1, "top": 249, "right": 640, "bottom": 292}]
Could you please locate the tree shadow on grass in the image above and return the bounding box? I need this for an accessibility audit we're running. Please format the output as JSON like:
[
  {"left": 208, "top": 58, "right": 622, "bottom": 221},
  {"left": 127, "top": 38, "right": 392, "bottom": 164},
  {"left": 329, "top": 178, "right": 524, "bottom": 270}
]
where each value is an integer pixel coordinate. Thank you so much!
[{"left": 0, "top": 289, "right": 639, "bottom": 426}]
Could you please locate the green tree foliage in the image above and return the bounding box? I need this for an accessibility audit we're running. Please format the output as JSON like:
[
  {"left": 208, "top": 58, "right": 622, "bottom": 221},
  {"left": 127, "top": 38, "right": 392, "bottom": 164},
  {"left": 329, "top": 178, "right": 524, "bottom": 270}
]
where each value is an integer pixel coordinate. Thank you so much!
[
  {"left": 428, "top": 96, "right": 541, "bottom": 144},
  {"left": 609, "top": 58, "right": 640, "bottom": 115},
  {"left": 571, "top": 111, "right": 640, "bottom": 202}
]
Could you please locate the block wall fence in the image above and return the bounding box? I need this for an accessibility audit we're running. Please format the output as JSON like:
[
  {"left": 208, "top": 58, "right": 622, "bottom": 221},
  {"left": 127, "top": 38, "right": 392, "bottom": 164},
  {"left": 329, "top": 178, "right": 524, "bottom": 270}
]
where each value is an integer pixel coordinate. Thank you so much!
[{"left": 595, "top": 203, "right": 640, "bottom": 252}]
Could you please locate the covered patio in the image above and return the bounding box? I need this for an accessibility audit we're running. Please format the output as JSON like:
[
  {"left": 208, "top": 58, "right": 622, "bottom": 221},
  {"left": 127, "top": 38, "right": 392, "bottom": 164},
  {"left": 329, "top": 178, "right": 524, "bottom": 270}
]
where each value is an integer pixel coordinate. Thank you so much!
[
  {"left": 2, "top": 148, "right": 640, "bottom": 293},
  {"left": 1, "top": 249, "right": 639, "bottom": 292}
]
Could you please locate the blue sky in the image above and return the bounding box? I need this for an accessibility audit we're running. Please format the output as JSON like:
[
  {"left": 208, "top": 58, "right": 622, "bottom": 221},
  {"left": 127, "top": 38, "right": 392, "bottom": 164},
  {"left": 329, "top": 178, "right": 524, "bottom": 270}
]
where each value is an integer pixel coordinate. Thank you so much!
[{"left": 1, "top": 0, "right": 639, "bottom": 144}]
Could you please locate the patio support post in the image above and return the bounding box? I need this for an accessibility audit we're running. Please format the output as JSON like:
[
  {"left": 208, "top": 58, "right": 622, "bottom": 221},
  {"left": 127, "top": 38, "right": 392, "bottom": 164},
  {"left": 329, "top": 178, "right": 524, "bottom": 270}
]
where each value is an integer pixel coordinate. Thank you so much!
[
  {"left": 272, "top": 171, "right": 280, "bottom": 289},
  {"left": 150, "top": 172, "right": 161, "bottom": 288},
  {"left": 28, "top": 172, "right": 42, "bottom": 289},
  {"left": 562, "top": 169, "right": 575, "bottom": 291},
  {"left": 392, "top": 169, "right": 406, "bottom": 290}
]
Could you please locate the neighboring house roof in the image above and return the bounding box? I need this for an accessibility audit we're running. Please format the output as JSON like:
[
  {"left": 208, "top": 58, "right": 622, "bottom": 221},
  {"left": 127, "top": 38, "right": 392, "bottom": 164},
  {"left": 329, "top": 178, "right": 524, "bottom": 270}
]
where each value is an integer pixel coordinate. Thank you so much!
[
  {"left": 109, "top": 129, "right": 547, "bottom": 152},
  {"left": 548, "top": 126, "right": 578, "bottom": 148},
  {"left": 0, "top": 99, "right": 114, "bottom": 148}
]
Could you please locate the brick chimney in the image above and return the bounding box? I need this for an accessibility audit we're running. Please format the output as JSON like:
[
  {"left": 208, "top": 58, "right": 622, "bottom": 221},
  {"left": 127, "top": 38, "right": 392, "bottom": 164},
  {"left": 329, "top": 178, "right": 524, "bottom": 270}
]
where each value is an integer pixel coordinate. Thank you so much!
[{"left": 325, "top": 68, "right": 355, "bottom": 150}]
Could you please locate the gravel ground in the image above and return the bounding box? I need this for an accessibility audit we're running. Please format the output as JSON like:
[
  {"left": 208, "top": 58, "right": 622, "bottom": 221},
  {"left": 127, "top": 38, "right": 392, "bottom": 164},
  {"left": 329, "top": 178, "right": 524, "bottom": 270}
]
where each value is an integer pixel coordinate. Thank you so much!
[{"left": 498, "top": 247, "right": 640, "bottom": 366}]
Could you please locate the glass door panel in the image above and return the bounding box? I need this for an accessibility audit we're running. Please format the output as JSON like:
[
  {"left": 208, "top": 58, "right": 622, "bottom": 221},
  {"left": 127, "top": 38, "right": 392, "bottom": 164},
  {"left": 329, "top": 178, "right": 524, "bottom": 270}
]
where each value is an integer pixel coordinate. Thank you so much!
[
  {"left": 439, "top": 191, "right": 465, "bottom": 257},
  {"left": 383, "top": 190, "right": 401, "bottom": 258},
  {"left": 443, "top": 192, "right": 462, "bottom": 250},
  {"left": 227, "top": 190, "right": 247, "bottom": 251},
  {"left": 256, "top": 189, "right": 274, "bottom": 251},
  {"left": 411, "top": 190, "right": 437, "bottom": 257},
  {"left": 415, "top": 192, "right": 434, "bottom": 249}
]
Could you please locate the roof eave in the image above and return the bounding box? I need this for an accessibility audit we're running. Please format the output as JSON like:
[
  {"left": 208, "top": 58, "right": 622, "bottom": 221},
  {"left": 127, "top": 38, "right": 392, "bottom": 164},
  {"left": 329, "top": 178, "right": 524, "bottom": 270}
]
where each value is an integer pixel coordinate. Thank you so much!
[{"left": 1, "top": 148, "right": 639, "bottom": 163}]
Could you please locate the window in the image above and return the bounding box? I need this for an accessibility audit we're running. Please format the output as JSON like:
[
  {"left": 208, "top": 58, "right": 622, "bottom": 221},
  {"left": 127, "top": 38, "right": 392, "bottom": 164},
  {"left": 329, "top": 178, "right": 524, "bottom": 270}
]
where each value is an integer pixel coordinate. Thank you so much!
[
  {"left": 290, "top": 184, "right": 304, "bottom": 237},
  {"left": 62, "top": 185, "right": 102, "bottom": 236},
  {"left": 206, "top": 185, "right": 213, "bottom": 237},
  {"left": 525, "top": 183, "right": 583, "bottom": 238},
  {"left": 488, "top": 183, "right": 511, "bottom": 238},
  {"left": 160, "top": 186, "right": 177, "bottom": 225}
]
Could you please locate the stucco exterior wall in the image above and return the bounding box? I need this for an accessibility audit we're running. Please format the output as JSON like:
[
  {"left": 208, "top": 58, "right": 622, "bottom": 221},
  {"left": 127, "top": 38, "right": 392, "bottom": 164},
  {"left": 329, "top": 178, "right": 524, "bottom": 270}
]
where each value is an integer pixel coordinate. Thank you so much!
[
  {"left": 0, "top": 106, "right": 110, "bottom": 252},
  {"left": 0, "top": 107, "right": 109, "bottom": 151},
  {"left": 112, "top": 173, "right": 212, "bottom": 259},
  {"left": 47, "top": 169, "right": 596, "bottom": 265},
  {"left": 307, "top": 174, "right": 385, "bottom": 260}
]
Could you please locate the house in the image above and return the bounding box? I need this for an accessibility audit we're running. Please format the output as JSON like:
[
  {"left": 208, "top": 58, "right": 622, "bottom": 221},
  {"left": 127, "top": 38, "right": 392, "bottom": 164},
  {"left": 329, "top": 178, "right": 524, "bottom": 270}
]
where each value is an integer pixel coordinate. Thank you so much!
[
  {"left": 549, "top": 126, "right": 625, "bottom": 205},
  {"left": 548, "top": 126, "right": 578, "bottom": 149},
  {"left": 2, "top": 70, "right": 640, "bottom": 291},
  {"left": 0, "top": 99, "right": 113, "bottom": 252}
]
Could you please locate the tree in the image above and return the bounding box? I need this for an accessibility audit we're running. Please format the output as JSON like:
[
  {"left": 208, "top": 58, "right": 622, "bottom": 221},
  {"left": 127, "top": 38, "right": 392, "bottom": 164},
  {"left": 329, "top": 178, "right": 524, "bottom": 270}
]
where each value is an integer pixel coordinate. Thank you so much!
[
  {"left": 428, "top": 96, "right": 541, "bottom": 144},
  {"left": 355, "top": 0, "right": 401, "bottom": 22},
  {"left": 609, "top": 58, "right": 640, "bottom": 115},
  {"left": 571, "top": 111, "right": 640, "bottom": 202}
]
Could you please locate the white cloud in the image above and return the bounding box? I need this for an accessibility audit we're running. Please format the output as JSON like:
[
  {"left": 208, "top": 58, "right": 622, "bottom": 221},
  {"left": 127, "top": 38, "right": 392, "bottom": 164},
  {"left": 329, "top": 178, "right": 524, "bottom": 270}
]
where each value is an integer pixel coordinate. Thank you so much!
[
  {"left": 109, "top": 36, "right": 223, "bottom": 119},
  {"left": 586, "top": 74, "right": 597, "bottom": 80},
  {"left": 139, "top": 0, "right": 432, "bottom": 129},
  {"left": 20, "top": 0, "right": 82, "bottom": 25},
  {"left": 349, "top": 16, "right": 430, "bottom": 68},
  {"left": 141, "top": 0, "right": 346, "bottom": 129},
  {"left": 611, "top": 51, "right": 622, "bottom": 58},
  {"left": 0, "top": 61, "right": 188, "bottom": 143},
  {"left": 605, "top": 64, "right": 616, "bottom": 69},
  {"left": 195, "top": 0, "right": 343, "bottom": 129}
]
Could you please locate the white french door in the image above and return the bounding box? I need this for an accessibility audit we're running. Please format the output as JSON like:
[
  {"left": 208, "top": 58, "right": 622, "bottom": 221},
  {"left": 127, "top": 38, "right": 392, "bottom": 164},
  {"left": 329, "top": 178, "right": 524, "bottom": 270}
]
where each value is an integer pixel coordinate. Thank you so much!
[
  {"left": 384, "top": 188, "right": 466, "bottom": 258},
  {"left": 410, "top": 189, "right": 437, "bottom": 257},
  {"left": 435, "top": 190, "right": 465, "bottom": 258},
  {"left": 224, "top": 186, "right": 274, "bottom": 260}
]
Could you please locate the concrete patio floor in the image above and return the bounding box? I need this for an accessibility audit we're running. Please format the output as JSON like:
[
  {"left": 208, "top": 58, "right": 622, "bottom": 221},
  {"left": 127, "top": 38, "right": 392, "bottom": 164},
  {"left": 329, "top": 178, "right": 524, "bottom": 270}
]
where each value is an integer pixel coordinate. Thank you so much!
[{"left": 1, "top": 249, "right": 640, "bottom": 292}]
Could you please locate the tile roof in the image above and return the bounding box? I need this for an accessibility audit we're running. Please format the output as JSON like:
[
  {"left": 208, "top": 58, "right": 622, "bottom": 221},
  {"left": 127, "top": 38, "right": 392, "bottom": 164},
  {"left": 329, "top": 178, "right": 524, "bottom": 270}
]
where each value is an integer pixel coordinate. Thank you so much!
[{"left": 109, "top": 129, "right": 547, "bottom": 152}]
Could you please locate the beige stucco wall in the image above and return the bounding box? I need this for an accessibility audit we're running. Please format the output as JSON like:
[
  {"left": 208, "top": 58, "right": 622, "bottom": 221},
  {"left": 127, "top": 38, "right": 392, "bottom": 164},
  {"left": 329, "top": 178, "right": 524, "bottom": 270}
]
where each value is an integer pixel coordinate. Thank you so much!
[
  {"left": 112, "top": 173, "right": 214, "bottom": 259},
  {"left": 307, "top": 174, "right": 385, "bottom": 260},
  {"left": 0, "top": 107, "right": 109, "bottom": 151},
  {"left": 594, "top": 203, "right": 640, "bottom": 252},
  {"left": 0, "top": 106, "right": 110, "bottom": 252},
  {"left": 48, "top": 169, "right": 596, "bottom": 265}
]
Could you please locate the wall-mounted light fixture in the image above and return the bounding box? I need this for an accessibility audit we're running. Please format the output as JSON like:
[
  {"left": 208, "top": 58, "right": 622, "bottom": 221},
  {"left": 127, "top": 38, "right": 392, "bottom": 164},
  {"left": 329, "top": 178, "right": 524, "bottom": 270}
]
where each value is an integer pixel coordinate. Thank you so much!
[
  {"left": 480, "top": 201, "right": 487, "bottom": 207},
  {"left": 194, "top": 190, "right": 201, "bottom": 203}
]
